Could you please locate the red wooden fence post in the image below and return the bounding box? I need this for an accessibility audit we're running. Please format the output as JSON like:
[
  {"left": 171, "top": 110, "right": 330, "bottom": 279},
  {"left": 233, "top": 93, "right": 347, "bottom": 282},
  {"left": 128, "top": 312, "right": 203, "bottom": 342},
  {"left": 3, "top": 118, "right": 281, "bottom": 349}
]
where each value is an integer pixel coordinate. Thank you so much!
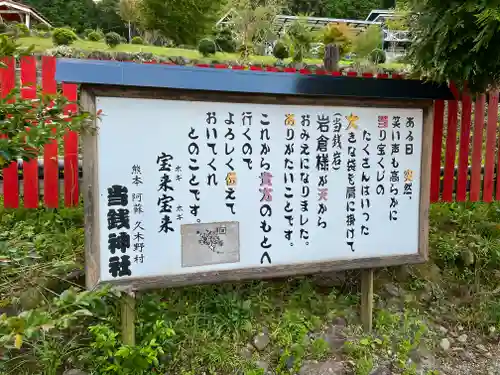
[
  {"left": 470, "top": 94, "right": 486, "bottom": 202},
  {"left": 483, "top": 90, "right": 499, "bottom": 202},
  {"left": 430, "top": 100, "right": 445, "bottom": 202},
  {"left": 41, "top": 56, "right": 59, "bottom": 208},
  {"left": 442, "top": 82, "right": 459, "bottom": 202},
  {"left": 1, "top": 57, "right": 19, "bottom": 208},
  {"left": 62, "top": 83, "right": 79, "bottom": 207},
  {"left": 21, "top": 56, "right": 39, "bottom": 208},
  {"left": 456, "top": 87, "right": 472, "bottom": 201}
]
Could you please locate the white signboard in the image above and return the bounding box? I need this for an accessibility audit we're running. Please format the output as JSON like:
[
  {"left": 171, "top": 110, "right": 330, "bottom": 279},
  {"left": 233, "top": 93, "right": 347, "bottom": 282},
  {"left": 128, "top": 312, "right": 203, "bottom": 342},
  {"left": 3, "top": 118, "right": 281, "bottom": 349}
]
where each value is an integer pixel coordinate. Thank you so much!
[{"left": 96, "top": 97, "right": 423, "bottom": 282}]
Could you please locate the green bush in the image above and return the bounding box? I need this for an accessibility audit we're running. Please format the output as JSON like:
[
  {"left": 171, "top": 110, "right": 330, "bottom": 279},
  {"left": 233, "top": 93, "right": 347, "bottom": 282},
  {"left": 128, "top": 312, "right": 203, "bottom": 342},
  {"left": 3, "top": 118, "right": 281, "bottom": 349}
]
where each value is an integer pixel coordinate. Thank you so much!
[
  {"left": 370, "top": 48, "right": 386, "bottom": 64},
  {"left": 353, "top": 25, "right": 383, "bottom": 58},
  {"left": 87, "top": 31, "right": 101, "bottom": 42},
  {"left": 105, "top": 32, "right": 121, "bottom": 48},
  {"left": 120, "top": 35, "right": 127, "bottom": 44},
  {"left": 237, "top": 43, "right": 254, "bottom": 59},
  {"left": 198, "top": 38, "right": 216, "bottom": 57},
  {"left": 52, "top": 27, "right": 78, "bottom": 46},
  {"left": 14, "top": 23, "right": 29, "bottom": 37},
  {"left": 83, "top": 28, "right": 93, "bottom": 38},
  {"left": 131, "top": 36, "right": 144, "bottom": 45},
  {"left": 34, "top": 23, "right": 51, "bottom": 32},
  {"left": 0, "top": 23, "right": 7, "bottom": 34},
  {"left": 273, "top": 40, "right": 289, "bottom": 60},
  {"left": 214, "top": 28, "right": 236, "bottom": 53}
]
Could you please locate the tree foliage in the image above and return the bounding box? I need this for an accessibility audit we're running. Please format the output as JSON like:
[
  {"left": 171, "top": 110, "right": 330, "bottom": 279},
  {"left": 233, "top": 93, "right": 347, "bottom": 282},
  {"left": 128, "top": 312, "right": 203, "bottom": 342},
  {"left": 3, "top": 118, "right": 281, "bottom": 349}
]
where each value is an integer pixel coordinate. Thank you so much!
[
  {"left": 0, "top": 35, "right": 92, "bottom": 167},
  {"left": 286, "top": 0, "right": 383, "bottom": 19},
  {"left": 138, "top": 0, "right": 224, "bottom": 45},
  {"left": 407, "top": 1, "right": 500, "bottom": 93},
  {"left": 20, "top": 0, "right": 99, "bottom": 33},
  {"left": 353, "top": 24, "right": 382, "bottom": 57}
]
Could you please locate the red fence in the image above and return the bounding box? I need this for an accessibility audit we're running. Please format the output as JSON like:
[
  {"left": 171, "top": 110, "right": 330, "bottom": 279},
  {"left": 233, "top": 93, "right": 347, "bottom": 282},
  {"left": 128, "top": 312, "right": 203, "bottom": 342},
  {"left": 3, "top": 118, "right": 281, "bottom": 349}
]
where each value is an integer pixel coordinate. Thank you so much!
[{"left": 0, "top": 56, "right": 499, "bottom": 208}]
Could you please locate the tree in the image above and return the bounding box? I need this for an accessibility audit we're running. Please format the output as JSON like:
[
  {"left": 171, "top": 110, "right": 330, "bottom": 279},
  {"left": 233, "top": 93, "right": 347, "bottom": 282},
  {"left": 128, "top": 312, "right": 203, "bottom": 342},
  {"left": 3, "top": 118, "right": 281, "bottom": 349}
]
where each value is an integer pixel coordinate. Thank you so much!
[
  {"left": 138, "top": 0, "right": 224, "bottom": 46},
  {"left": 20, "top": 0, "right": 99, "bottom": 32},
  {"left": 118, "top": 0, "right": 139, "bottom": 42},
  {"left": 353, "top": 24, "right": 383, "bottom": 58},
  {"left": 224, "top": 0, "right": 283, "bottom": 59},
  {"left": 286, "top": 0, "right": 383, "bottom": 20},
  {"left": 407, "top": 0, "right": 500, "bottom": 93},
  {"left": 95, "top": 0, "right": 128, "bottom": 36},
  {"left": 0, "top": 35, "right": 92, "bottom": 168},
  {"left": 286, "top": 17, "right": 314, "bottom": 62}
]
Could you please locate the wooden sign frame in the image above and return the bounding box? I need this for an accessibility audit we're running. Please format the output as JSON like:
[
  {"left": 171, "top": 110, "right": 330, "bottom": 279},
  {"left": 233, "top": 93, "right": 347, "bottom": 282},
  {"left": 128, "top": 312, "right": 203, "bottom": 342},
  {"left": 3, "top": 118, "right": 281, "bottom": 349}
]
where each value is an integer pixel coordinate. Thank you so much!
[{"left": 80, "top": 85, "right": 434, "bottom": 291}]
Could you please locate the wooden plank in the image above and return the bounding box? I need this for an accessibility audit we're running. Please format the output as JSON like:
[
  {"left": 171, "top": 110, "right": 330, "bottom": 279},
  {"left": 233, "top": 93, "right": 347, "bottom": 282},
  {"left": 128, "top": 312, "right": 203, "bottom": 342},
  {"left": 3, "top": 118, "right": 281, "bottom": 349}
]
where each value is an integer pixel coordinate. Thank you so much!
[
  {"left": 360, "top": 269, "right": 374, "bottom": 332},
  {"left": 81, "top": 89, "right": 101, "bottom": 290},
  {"left": 456, "top": 89, "right": 472, "bottom": 201},
  {"left": 1, "top": 57, "right": 19, "bottom": 208},
  {"left": 470, "top": 94, "right": 486, "bottom": 202},
  {"left": 62, "top": 83, "right": 79, "bottom": 207},
  {"left": 430, "top": 100, "right": 445, "bottom": 202},
  {"left": 20, "top": 56, "right": 39, "bottom": 208},
  {"left": 483, "top": 90, "right": 499, "bottom": 202},
  {"left": 121, "top": 292, "right": 136, "bottom": 345},
  {"left": 442, "top": 83, "right": 459, "bottom": 202},
  {"left": 41, "top": 56, "right": 59, "bottom": 208}
]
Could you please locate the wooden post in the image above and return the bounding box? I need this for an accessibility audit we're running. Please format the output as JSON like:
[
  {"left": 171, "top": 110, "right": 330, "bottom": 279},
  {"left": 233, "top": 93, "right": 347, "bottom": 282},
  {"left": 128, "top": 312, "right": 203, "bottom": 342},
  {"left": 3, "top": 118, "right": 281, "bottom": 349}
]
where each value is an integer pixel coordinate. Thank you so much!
[
  {"left": 121, "top": 291, "right": 136, "bottom": 346},
  {"left": 323, "top": 44, "right": 339, "bottom": 72},
  {"left": 360, "top": 268, "right": 374, "bottom": 332}
]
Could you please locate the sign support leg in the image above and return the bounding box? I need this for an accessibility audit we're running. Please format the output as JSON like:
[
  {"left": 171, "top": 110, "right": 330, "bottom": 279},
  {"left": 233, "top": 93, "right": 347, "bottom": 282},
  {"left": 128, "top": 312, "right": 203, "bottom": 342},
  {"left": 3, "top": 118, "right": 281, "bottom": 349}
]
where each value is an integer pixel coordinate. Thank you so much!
[
  {"left": 121, "top": 291, "right": 136, "bottom": 346},
  {"left": 360, "top": 268, "right": 374, "bottom": 333}
]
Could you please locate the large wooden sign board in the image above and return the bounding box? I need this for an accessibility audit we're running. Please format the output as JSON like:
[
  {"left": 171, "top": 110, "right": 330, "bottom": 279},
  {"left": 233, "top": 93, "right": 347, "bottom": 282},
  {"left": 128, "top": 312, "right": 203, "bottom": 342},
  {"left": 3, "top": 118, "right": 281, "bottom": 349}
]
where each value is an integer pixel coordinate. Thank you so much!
[
  {"left": 55, "top": 60, "right": 452, "bottom": 295},
  {"left": 82, "top": 92, "right": 432, "bottom": 290}
]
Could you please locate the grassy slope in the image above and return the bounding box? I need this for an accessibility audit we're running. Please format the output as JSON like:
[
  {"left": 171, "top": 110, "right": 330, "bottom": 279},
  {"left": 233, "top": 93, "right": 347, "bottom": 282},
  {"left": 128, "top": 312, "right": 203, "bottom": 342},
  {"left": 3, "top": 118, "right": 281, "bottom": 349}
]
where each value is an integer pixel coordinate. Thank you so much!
[{"left": 19, "top": 36, "right": 406, "bottom": 71}]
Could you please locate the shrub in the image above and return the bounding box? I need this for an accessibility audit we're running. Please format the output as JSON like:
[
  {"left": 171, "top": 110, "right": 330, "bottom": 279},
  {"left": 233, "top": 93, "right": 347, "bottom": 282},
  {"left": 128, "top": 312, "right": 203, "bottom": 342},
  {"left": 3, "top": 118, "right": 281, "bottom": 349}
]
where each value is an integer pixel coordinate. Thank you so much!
[
  {"left": 14, "top": 23, "right": 29, "bottom": 37},
  {"left": 322, "top": 23, "right": 353, "bottom": 56},
  {"left": 52, "top": 27, "right": 78, "bottom": 46},
  {"left": 237, "top": 43, "right": 254, "bottom": 59},
  {"left": 120, "top": 35, "right": 127, "bottom": 44},
  {"left": 370, "top": 48, "right": 386, "bottom": 64},
  {"left": 131, "top": 36, "right": 144, "bottom": 45},
  {"left": 353, "top": 25, "right": 383, "bottom": 58},
  {"left": 214, "top": 28, "right": 236, "bottom": 53},
  {"left": 273, "top": 40, "right": 289, "bottom": 60},
  {"left": 198, "top": 38, "right": 216, "bottom": 57},
  {"left": 87, "top": 31, "right": 101, "bottom": 42},
  {"left": 105, "top": 32, "right": 121, "bottom": 48},
  {"left": 83, "top": 28, "right": 94, "bottom": 38},
  {"left": 34, "top": 23, "right": 51, "bottom": 32},
  {"left": 0, "top": 23, "right": 6, "bottom": 34},
  {"left": 287, "top": 19, "right": 314, "bottom": 62}
]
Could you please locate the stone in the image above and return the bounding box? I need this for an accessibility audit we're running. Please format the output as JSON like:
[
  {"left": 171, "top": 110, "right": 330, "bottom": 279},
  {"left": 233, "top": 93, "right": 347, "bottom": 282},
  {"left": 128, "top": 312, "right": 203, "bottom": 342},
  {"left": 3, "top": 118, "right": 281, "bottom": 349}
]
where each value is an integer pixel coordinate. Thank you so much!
[
  {"left": 384, "top": 283, "right": 401, "bottom": 297},
  {"left": 311, "top": 272, "right": 346, "bottom": 288},
  {"left": 460, "top": 350, "right": 475, "bottom": 361},
  {"left": 458, "top": 334, "right": 467, "bottom": 343},
  {"left": 255, "top": 360, "right": 269, "bottom": 372},
  {"left": 438, "top": 326, "right": 448, "bottom": 335},
  {"left": 332, "top": 317, "right": 347, "bottom": 327},
  {"left": 440, "top": 338, "right": 451, "bottom": 351},
  {"left": 240, "top": 344, "right": 254, "bottom": 359},
  {"left": 299, "top": 360, "right": 346, "bottom": 375},
  {"left": 63, "top": 370, "right": 89, "bottom": 375},
  {"left": 253, "top": 332, "right": 270, "bottom": 351},
  {"left": 321, "top": 325, "right": 346, "bottom": 351},
  {"left": 476, "top": 344, "right": 488, "bottom": 353},
  {"left": 369, "top": 366, "right": 391, "bottom": 375}
]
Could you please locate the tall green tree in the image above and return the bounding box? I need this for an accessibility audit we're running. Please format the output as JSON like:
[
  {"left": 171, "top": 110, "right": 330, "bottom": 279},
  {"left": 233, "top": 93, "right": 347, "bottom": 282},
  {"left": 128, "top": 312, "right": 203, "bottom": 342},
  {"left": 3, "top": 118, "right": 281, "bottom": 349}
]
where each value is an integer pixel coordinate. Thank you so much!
[
  {"left": 286, "top": 0, "right": 382, "bottom": 19},
  {"left": 95, "top": 0, "right": 128, "bottom": 36},
  {"left": 407, "top": 0, "right": 500, "bottom": 93},
  {"left": 138, "top": 0, "right": 224, "bottom": 46},
  {"left": 118, "top": 0, "right": 139, "bottom": 42},
  {"left": 20, "top": 0, "right": 99, "bottom": 32}
]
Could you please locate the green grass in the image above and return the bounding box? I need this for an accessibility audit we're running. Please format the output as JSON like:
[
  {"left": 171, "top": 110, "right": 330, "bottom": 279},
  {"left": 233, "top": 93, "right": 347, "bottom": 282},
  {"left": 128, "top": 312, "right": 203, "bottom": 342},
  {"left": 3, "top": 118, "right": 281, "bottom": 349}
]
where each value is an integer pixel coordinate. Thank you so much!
[
  {"left": 19, "top": 36, "right": 325, "bottom": 65},
  {"left": 19, "top": 36, "right": 406, "bottom": 71}
]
